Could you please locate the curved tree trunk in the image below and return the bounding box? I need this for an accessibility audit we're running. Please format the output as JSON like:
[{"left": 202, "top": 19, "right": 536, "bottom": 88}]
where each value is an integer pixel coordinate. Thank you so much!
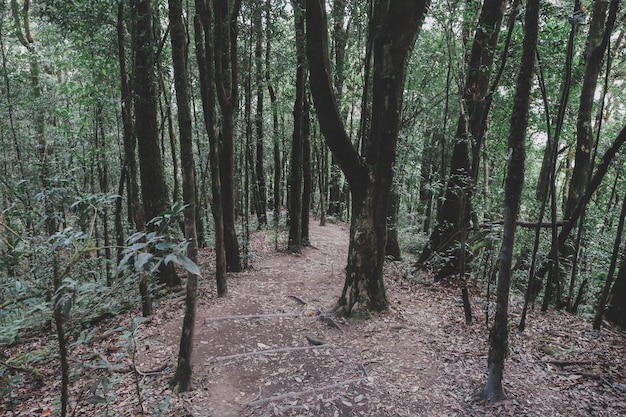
[
  {"left": 484, "top": 0, "right": 538, "bottom": 401},
  {"left": 307, "top": 0, "right": 429, "bottom": 317}
]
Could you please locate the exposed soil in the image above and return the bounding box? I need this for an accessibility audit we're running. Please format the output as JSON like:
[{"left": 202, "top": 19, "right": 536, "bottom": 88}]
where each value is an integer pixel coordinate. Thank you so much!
[{"left": 2, "top": 220, "right": 626, "bottom": 416}]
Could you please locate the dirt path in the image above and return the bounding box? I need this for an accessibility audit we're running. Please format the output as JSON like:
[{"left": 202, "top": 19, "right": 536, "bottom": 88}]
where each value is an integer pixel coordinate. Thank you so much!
[
  {"left": 5, "top": 220, "right": 626, "bottom": 416},
  {"left": 157, "top": 220, "right": 626, "bottom": 417}
]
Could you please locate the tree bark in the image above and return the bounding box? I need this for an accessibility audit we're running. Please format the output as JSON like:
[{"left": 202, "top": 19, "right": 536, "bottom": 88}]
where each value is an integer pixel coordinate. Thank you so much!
[
  {"left": 195, "top": 0, "right": 227, "bottom": 296},
  {"left": 131, "top": 0, "right": 180, "bottom": 289},
  {"left": 254, "top": 0, "right": 267, "bottom": 227},
  {"left": 606, "top": 247, "right": 626, "bottom": 329},
  {"left": 288, "top": 0, "right": 306, "bottom": 253},
  {"left": 307, "top": 0, "right": 429, "bottom": 316},
  {"left": 484, "top": 0, "right": 538, "bottom": 402},
  {"left": 213, "top": 0, "right": 242, "bottom": 272},
  {"left": 168, "top": 0, "right": 200, "bottom": 392}
]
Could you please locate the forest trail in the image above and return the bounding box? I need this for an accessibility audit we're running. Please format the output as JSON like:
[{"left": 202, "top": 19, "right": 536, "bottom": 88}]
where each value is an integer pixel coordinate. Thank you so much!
[
  {"left": 157, "top": 220, "right": 626, "bottom": 416},
  {"left": 4, "top": 220, "right": 626, "bottom": 416}
]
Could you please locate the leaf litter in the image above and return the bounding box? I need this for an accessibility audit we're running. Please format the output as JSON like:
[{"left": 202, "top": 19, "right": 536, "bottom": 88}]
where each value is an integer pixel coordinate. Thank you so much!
[{"left": 1, "top": 220, "right": 626, "bottom": 416}]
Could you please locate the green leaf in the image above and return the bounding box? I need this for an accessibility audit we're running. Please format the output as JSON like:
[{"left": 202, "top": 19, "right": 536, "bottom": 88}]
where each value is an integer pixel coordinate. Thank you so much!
[
  {"left": 87, "top": 395, "right": 108, "bottom": 404},
  {"left": 174, "top": 254, "right": 200, "bottom": 275},
  {"left": 134, "top": 252, "right": 153, "bottom": 272}
]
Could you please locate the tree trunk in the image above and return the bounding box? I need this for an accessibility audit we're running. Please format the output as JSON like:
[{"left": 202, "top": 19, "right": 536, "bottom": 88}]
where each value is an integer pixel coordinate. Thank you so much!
[
  {"left": 213, "top": 0, "right": 242, "bottom": 272},
  {"left": 307, "top": 0, "right": 429, "bottom": 317},
  {"left": 195, "top": 0, "right": 227, "bottom": 296},
  {"left": 327, "top": 0, "right": 348, "bottom": 220},
  {"left": 606, "top": 249, "right": 626, "bottom": 329},
  {"left": 484, "top": 0, "right": 538, "bottom": 402},
  {"left": 254, "top": 0, "right": 267, "bottom": 227},
  {"left": 301, "top": 99, "right": 312, "bottom": 246},
  {"left": 385, "top": 179, "right": 401, "bottom": 260},
  {"left": 418, "top": 0, "right": 507, "bottom": 274},
  {"left": 265, "top": 0, "right": 281, "bottom": 223},
  {"left": 288, "top": 0, "right": 305, "bottom": 253},
  {"left": 168, "top": 0, "right": 200, "bottom": 392}
]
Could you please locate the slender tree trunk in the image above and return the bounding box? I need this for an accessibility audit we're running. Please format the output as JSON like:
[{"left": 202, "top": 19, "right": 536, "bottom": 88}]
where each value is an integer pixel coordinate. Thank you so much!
[
  {"left": 254, "top": 0, "right": 267, "bottom": 227},
  {"left": 168, "top": 0, "right": 200, "bottom": 392},
  {"left": 385, "top": 178, "right": 401, "bottom": 260},
  {"left": 195, "top": 0, "right": 227, "bottom": 296},
  {"left": 265, "top": 0, "right": 281, "bottom": 223},
  {"left": 301, "top": 99, "right": 311, "bottom": 246},
  {"left": 288, "top": 0, "right": 305, "bottom": 253},
  {"left": 213, "top": 0, "right": 242, "bottom": 272},
  {"left": 326, "top": 0, "right": 348, "bottom": 219},
  {"left": 484, "top": 0, "right": 538, "bottom": 401}
]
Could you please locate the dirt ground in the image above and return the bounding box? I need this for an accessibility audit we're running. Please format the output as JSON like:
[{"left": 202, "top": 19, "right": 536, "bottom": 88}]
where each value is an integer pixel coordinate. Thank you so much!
[{"left": 3, "top": 219, "right": 626, "bottom": 416}]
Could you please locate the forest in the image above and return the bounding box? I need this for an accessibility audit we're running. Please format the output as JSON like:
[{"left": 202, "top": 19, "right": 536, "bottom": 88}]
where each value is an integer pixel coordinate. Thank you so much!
[{"left": 1, "top": 0, "right": 626, "bottom": 415}]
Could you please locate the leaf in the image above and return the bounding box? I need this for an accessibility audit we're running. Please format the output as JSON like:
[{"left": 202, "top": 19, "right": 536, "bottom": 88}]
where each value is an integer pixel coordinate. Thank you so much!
[
  {"left": 87, "top": 395, "right": 108, "bottom": 404},
  {"left": 155, "top": 241, "right": 175, "bottom": 251},
  {"left": 134, "top": 252, "right": 153, "bottom": 272},
  {"left": 174, "top": 254, "right": 200, "bottom": 275}
]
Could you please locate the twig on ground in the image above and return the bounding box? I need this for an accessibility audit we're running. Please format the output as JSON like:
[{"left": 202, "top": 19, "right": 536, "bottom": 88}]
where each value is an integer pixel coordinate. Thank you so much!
[
  {"left": 247, "top": 377, "right": 367, "bottom": 407},
  {"left": 204, "top": 312, "right": 300, "bottom": 322},
  {"left": 306, "top": 335, "right": 325, "bottom": 345},
  {"left": 546, "top": 360, "right": 593, "bottom": 366},
  {"left": 287, "top": 295, "right": 307, "bottom": 305},
  {"left": 213, "top": 344, "right": 332, "bottom": 362}
]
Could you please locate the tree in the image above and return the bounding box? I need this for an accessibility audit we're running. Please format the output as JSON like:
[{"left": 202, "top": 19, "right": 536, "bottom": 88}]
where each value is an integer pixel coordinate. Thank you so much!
[
  {"left": 168, "top": 0, "right": 200, "bottom": 392},
  {"left": 484, "top": 0, "right": 539, "bottom": 401},
  {"left": 253, "top": 0, "right": 268, "bottom": 227},
  {"left": 417, "top": 0, "right": 508, "bottom": 275},
  {"left": 288, "top": 0, "right": 308, "bottom": 253},
  {"left": 131, "top": 0, "right": 180, "bottom": 293},
  {"left": 306, "top": 0, "right": 429, "bottom": 316},
  {"left": 195, "top": 0, "right": 228, "bottom": 296},
  {"left": 213, "top": 0, "right": 243, "bottom": 272}
]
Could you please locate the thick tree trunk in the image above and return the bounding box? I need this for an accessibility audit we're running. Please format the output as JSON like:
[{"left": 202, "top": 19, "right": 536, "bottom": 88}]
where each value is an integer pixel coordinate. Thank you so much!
[
  {"left": 131, "top": 0, "right": 179, "bottom": 289},
  {"left": 307, "top": 0, "right": 428, "bottom": 317},
  {"left": 484, "top": 0, "right": 538, "bottom": 402}
]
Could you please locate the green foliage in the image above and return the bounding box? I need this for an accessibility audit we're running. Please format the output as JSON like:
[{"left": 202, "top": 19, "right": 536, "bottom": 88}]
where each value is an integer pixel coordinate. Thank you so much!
[{"left": 118, "top": 202, "right": 200, "bottom": 277}]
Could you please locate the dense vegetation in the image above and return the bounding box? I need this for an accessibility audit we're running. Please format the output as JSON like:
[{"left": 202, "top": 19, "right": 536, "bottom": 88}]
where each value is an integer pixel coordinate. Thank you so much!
[{"left": 0, "top": 0, "right": 625, "bottom": 413}]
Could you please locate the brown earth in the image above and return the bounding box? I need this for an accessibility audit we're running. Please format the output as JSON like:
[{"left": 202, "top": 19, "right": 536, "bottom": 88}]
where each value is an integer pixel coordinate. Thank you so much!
[{"left": 2, "top": 219, "right": 626, "bottom": 416}]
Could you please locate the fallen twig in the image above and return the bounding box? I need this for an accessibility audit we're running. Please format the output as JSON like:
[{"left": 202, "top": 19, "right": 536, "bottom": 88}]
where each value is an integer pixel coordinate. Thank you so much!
[
  {"left": 287, "top": 295, "right": 307, "bottom": 305},
  {"left": 320, "top": 315, "right": 344, "bottom": 333},
  {"left": 305, "top": 335, "right": 325, "bottom": 345},
  {"left": 204, "top": 312, "right": 300, "bottom": 322},
  {"left": 247, "top": 377, "right": 367, "bottom": 407},
  {"left": 546, "top": 360, "right": 593, "bottom": 366},
  {"left": 213, "top": 344, "right": 331, "bottom": 361}
]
